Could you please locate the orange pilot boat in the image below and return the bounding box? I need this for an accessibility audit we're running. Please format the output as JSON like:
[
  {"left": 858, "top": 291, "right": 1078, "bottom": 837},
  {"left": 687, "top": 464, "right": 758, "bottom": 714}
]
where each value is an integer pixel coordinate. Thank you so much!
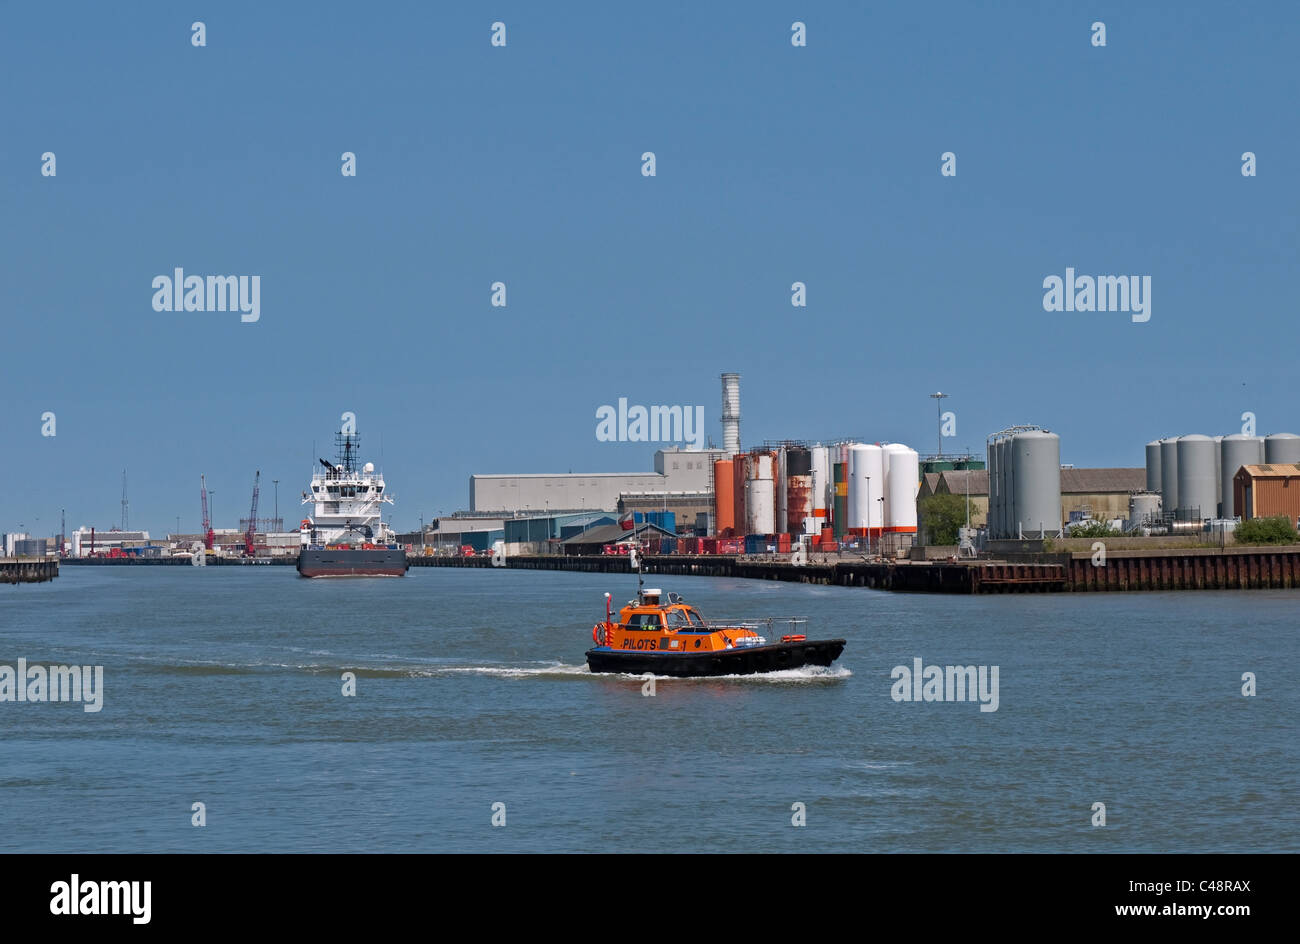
[{"left": 586, "top": 587, "right": 845, "bottom": 678}]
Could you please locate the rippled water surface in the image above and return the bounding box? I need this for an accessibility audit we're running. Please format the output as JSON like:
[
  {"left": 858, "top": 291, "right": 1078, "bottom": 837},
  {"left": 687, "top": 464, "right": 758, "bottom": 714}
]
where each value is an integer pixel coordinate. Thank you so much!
[{"left": 1, "top": 566, "right": 1295, "bottom": 852}]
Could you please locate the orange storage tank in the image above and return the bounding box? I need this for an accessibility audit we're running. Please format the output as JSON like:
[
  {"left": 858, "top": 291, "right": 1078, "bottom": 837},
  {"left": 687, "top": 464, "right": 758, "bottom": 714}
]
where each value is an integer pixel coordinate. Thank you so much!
[{"left": 714, "top": 459, "right": 734, "bottom": 536}]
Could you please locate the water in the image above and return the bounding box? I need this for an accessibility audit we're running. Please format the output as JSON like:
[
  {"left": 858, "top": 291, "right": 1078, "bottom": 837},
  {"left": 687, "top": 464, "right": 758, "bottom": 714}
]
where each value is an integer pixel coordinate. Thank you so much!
[{"left": 1, "top": 566, "right": 1296, "bottom": 852}]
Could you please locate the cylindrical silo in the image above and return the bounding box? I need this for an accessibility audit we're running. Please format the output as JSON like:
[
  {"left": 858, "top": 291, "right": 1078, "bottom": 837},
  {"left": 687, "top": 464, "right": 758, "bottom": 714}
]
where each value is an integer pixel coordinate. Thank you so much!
[
  {"left": 1265, "top": 433, "right": 1300, "bottom": 464},
  {"left": 713, "top": 459, "right": 734, "bottom": 536},
  {"left": 986, "top": 438, "right": 1000, "bottom": 538},
  {"left": 1176, "top": 434, "right": 1216, "bottom": 521},
  {"left": 787, "top": 475, "right": 812, "bottom": 535},
  {"left": 810, "top": 446, "right": 831, "bottom": 533},
  {"left": 1219, "top": 435, "right": 1263, "bottom": 519},
  {"left": 1010, "top": 430, "right": 1061, "bottom": 538},
  {"left": 847, "top": 444, "right": 884, "bottom": 536},
  {"left": 1128, "top": 492, "right": 1161, "bottom": 529},
  {"left": 832, "top": 460, "right": 848, "bottom": 539},
  {"left": 732, "top": 454, "right": 749, "bottom": 535},
  {"left": 1159, "top": 438, "right": 1179, "bottom": 514},
  {"left": 1145, "top": 440, "right": 1163, "bottom": 493},
  {"left": 776, "top": 447, "right": 789, "bottom": 534},
  {"left": 884, "top": 444, "right": 919, "bottom": 533},
  {"left": 998, "top": 435, "right": 1014, "bottom": 538},
  {"left": 744, "top": 453, "right": 775, "bottom": 535},
  {"left": 1213, "top": 436, "right": 1223, "bottom": 517}
]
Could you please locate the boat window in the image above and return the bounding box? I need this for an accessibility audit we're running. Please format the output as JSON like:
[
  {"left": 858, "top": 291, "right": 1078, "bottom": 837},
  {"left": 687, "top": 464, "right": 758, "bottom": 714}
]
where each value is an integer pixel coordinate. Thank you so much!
[
  {"left": 665, "top": 610, "right": 689, "bottom": 628},
  {"left": 624, "top": 613, "right": 664, "bottom": 628},
  {"left": 686, "top": 609, "right": 706, "bottom": 626}
]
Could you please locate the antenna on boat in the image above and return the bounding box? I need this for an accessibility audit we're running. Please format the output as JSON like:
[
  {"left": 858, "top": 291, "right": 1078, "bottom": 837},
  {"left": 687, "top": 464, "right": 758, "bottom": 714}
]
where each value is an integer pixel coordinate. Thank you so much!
[{"left": 630, "top": 542, "right": 644, "bottom": 601}]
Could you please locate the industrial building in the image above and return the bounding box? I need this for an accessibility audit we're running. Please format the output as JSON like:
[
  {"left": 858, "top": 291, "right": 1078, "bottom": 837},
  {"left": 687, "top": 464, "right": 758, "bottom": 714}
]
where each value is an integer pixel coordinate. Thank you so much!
[
  {"left": 469, "top": 447, "right": 727, "bottom": 514},
  {"left": 561, "top": 521, "right": 677, "bottom": 555},
  {"left": 1233, "top": 464, "right": 1300, "bottom": 522}
]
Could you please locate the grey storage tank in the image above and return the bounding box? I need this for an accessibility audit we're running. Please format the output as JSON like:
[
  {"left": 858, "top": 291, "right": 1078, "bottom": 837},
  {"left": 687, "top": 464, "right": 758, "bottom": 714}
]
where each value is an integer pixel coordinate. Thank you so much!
[
  {"left": 1145, "top": 440, "right": 1162, "bottom": 493},
  {"left": 1176, "top": 435, "right": 1217, "bottom": 521},
  {"left": 1220, "top": 435, "right": 1264, "bottom": 519},
  {"left": 1128, "top": 491, "right": 1161, "bottom": 530},
  {"left": 1159, "top": 438, "right": 1180, "bottom": 514},
  {"left": 986, "top": 437, "right": 1001, "bottom": 538},
  {"left": 1010, "top": 430, "right": 1062, "bottom": 539},
  {"left": 1214, "top": 435, "right": 1223, "bottom": 517},
  {"left": 1265, "top": 433, "right": 1300, "bottom": 464}
]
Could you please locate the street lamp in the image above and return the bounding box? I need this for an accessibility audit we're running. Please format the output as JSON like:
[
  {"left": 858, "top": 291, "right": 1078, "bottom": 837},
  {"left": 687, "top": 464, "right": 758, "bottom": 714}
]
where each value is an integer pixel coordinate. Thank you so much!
[{"left": 930, "top": 392, "right": 949, "bottom": 458}]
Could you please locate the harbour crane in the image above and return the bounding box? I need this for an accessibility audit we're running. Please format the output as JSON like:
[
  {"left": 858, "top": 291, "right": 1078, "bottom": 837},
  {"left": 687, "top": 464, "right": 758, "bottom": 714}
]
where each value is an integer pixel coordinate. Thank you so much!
[
  {"left": 244, "top": 470, "right": 260, "bottom": 557},
  {"left": 200, "top": 475, "right": 214, "bottom": 550}
]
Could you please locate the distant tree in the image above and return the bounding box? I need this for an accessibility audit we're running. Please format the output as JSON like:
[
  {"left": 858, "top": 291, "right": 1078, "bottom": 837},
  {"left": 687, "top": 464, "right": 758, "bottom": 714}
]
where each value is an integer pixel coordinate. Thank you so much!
[
  {"left": 918, "top": 493, "right": 967, "bottom": 545},
  {"left": 1235, "top": 515, "right": 1299, "bottom": 545}
]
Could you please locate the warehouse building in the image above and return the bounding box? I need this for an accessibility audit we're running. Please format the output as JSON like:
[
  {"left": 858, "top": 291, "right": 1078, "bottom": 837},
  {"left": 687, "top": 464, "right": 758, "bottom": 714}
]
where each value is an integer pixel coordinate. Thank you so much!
[
  {"left": 469, "top": 447, "right": 726, "bottom": 513},
  {"left": 1233, "top": 464, "right": 1300, "bottom": 522}
]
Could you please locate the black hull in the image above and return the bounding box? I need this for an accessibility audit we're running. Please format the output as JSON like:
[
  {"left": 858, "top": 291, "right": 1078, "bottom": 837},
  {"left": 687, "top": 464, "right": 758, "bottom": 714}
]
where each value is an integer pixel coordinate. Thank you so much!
[
  {"left": 585, "top": 639, "right": 845, "bottom": 677},
  {"left": 297, "top": 548, "right": 409, "bottom": 578}
]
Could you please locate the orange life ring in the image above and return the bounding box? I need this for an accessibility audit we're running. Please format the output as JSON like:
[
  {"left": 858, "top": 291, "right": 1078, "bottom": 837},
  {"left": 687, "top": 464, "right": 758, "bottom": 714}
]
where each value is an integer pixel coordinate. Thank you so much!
[
  {"left": 593, "top": 623, "right": 608, "bottom": 646},
  {"left": 781, "top": 634, "right": 807, "bottom": 642}
]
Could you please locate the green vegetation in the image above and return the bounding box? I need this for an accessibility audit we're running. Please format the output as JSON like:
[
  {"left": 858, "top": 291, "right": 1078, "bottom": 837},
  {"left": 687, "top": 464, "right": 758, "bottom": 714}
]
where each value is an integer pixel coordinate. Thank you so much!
[
  {"left": 1067, "top": 519, "right": 1125, "bottom": 538},
  {"left": 1234, "top": 515, "right": 1299, "bottom": 545},
  {"left": 918, "top": 493, "right": 967, "bottom": 546}
]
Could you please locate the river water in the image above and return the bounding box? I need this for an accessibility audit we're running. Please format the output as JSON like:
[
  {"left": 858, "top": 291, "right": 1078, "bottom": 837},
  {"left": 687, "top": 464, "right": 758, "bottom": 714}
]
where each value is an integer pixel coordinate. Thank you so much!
[{"left": 1, "top": 566, "right": 1295, "bottom": 852}]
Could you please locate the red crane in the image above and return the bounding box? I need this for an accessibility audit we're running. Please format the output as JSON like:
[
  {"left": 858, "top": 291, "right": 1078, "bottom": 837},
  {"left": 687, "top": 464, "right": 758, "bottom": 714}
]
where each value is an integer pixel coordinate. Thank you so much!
[
  {"left": 244, "top": 470, "right": 260, "bottom": 557},
  {"left": 200, "top": 475, "right": 214, "bottom": 550}
]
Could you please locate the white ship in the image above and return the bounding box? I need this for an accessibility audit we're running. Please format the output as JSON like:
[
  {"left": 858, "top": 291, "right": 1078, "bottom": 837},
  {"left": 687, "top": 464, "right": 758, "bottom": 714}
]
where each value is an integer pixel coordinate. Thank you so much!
[{"left": 297, "top": 430, "right": 407, "bottom": 577}]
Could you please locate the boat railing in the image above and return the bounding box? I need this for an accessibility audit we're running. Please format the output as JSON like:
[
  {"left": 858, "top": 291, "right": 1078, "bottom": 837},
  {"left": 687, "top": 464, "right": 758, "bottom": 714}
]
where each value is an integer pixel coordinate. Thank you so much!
[{"left": 702, "top": 617, "right": 808, "bottom": 634}]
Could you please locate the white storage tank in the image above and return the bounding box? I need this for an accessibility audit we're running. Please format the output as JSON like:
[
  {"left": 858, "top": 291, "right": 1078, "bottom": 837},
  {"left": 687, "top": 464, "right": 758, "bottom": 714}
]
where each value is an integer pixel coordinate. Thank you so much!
[
  {"left": 809, "top": 445, "right": 831, "bottom": 534},
  {"left": 884, "top": 444, "right": 919, "bottom": 533},
  {"left": 744, "top": 453, "right": 775, "bottom": 535},
  {"left": 1176, "top": 434, "right": 1217, "bottom": 521},
  {"left": 847, "top": 443, "right": 884, "bottom": 536}
]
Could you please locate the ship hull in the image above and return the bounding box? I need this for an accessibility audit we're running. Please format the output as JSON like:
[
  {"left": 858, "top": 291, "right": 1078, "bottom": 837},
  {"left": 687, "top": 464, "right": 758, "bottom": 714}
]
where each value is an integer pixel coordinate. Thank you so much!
[
  {"left": 296, "top": 548, "right": 408, "bottom": 578},
  {"left": 585, "top": 639, "right": 845, "bottom": 677}
]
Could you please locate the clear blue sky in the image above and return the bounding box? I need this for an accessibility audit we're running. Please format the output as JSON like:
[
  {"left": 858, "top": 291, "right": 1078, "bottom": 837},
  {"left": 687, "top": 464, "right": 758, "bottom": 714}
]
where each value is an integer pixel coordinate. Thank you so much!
[{"left": 2, "top": 1, "right": 1296, "bottom": 535}]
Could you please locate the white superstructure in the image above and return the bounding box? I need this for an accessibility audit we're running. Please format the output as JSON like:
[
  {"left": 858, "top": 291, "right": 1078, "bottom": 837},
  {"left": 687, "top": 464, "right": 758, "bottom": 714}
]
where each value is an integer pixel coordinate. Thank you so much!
[{"left": 300, "top": 433, "right": 395, "bottom": 547}]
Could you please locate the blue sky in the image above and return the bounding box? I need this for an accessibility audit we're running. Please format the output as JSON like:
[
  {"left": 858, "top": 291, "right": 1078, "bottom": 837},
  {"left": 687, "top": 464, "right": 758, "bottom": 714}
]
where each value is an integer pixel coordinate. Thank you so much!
[{"left": 2, "top": 1, "right": 1296, "bottom": 535}]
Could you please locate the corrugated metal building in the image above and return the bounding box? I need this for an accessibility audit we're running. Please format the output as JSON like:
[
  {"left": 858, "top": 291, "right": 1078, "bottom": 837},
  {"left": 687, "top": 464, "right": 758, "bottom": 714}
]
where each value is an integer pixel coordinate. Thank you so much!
[
  {"left": 470, "top": 448, "right": 726, "bottom": 513},
  {"left": 1233, "top": 464, "right": 1300, "bottom": 521}
]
